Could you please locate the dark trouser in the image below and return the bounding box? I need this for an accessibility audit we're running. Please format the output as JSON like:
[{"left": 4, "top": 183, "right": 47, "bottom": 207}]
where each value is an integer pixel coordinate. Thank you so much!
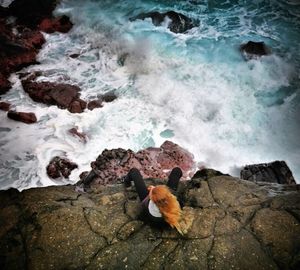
[{"left": 125, "top": 167, "right": 183, "bottom": 201}]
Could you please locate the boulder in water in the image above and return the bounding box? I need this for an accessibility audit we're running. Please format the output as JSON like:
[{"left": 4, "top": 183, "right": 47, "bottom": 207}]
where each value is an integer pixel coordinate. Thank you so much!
[
  {"left": 7, "top": 110, "right": 37, "bottom": 124},
  {"left": 39, "top": 15, "right": 73, "bottom": 33},
  {"left": 0, "top": 102, "right": 11, "bottom": 111},
  {"left": 21, "top": 76, "right": 87, "bottom": 113},
  {"left": 130, "top": 11, "right": 194, "bottom": 33},
  {"left": 240, "top": 41, "right": 270, "bottom": 60},
  {"left": 240, "top": 160, "right": 296, "bottom": 185},
  {"left": 46, "top": 156, "right": 78, "bottom": 179}
]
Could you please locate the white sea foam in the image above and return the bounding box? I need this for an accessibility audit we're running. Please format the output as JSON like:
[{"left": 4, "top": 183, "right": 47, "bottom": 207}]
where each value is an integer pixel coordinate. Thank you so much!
[{"left": 1, "top": 0, "right": 300, "bottom": 190}]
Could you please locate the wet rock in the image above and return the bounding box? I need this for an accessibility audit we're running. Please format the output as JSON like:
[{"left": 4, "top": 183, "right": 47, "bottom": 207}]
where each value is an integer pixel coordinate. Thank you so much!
[
  {"left": 130, "top": 11, "right": 194, "bottom": 33},
  {"left": 87, "top": 99, "right": 103, "bottom": 110},
  {"left": 240, "top": 41, "right": 270, "bottom": 60},
  {"left": 87, "top": 140, "right": 195, "bottom": 185},
  {"left": 7, "top": 110, "right": 37, "bottom": 124},
  {"left": 0, "top": 176, "right": 299, "bottom": 269},
  {"left": 0, "top": 102, "right": 11, "bottom": 111},
  {"left": 39, "top": 15, "right": 73, "bottom": 33},
  {"left": 46, "top": 156, "right": 78, "bottom": 179},
  {"left": 68, "top": 127, "right": 87, "bottom": 143},
  {"left": 0, "top": 73, "right": 11, "bottom": 95},
  {"left": 21, "top": 77, "right": 87, "bottom": 113},
  {"left": 240, "top": 160, "right": 296, "bottom": 185},
  {"left": 8, "top": 0, "right": 59, "bottom": 28},
  {"left": 69, "top": 53, "right": 80, "bottom": 59}
]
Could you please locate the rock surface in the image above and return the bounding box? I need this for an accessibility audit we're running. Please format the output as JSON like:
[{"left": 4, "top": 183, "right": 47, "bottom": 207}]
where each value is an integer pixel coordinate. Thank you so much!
[
  {"left": 130, "top": 11, "right": 194, "bottom": 33},
  {"left": 0, "top": 173, "right": 299, "bottom": 269},
  {"left": 7, "top": 110, "right": 37, "bottom": 124},
  {"left": 83, "top": 141, "right": 196, "bottom": 185},
  {"left": 241, "top": 161, "right": 296, "bottom": 185},
  {"left": 46, "top": 156, "right": 78, "bottom": 179},
  {"left": 21, "top": 76, "right": 87, "bottom": 113},
  {"left": 39, "top": 15, "right": 73, "bottom": 33},
  {"left": 0, "top": 101, "right": 11, "bottom": 111},
  {"left": 240, "top": 41, "right": 270, "bottom": 60}
]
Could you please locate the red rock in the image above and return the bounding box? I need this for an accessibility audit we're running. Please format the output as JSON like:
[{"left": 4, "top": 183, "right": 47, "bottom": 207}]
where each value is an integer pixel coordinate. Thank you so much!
[
  {"left": 88, "top": 141, "right": 196, "bottom": 186},
  {"left": 87, "top": 99, "right": 103, "bottom": 110},
  {"left": 0, "top": 73, "right": 11, "bottom": 95},
  {"left": 39, "top": 15, "right": 73, "bottom": 33},
  {"left": 7, "top": 110, "right": 37, "bottom": 124},
  {"left": 0, "top": 102, "right": 11, "bottom": 111},
  {"left": 46, "top": 156, "right": 78, "bottom": 179},
  {"left": 68, "top": 128, "right": 87, "bottom": 143},
  {"left": 21, "top": 77, "right": 86, "bottom": 113}
]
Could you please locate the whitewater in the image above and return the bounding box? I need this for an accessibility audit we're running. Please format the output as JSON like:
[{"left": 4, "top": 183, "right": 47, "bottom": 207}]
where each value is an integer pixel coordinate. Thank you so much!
[{"left": 0, "top": 0, "right": 300, "bottom": 190}]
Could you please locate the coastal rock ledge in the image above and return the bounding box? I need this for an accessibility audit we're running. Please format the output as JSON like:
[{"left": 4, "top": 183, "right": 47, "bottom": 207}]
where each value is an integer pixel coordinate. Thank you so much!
[{"left": 0, "top": 173, "right": 300, "bottom": 270}]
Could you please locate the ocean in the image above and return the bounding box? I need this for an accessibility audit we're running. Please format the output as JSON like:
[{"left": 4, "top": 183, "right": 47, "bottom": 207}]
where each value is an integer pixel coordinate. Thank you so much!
[{"left": 1, "top": 0, "right": 300, "bottom": 190}]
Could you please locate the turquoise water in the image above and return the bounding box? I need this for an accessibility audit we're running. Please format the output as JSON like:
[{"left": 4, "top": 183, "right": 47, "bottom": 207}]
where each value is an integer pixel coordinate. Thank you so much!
[{"left": 1, "top": 0, "right": 300, "bottom": 189}]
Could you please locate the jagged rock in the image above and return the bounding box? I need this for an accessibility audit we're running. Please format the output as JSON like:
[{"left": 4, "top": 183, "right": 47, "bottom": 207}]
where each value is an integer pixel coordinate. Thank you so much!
[
  {"left": 240, "top": 161, "right": 296, "bottom": 185},
  {"left": 130, "top": 11, "right": 194, "bottom": 33},
  {"left": 0, "top": 101, "right": 11, "bottom": 111},
  {"left": 21, "top": 76, "right": 87, "bottom": 113},
  {"left": 46, "top": 156, "right": 78, "bottom": 179},
  {"left": 240, "top": 41, "right": 270, "bottom": 60},
  {"left": 85, "top": 140, "right": 195, "bottom": 185},
  {"left": 0, "top": 176, "right": 299, "bottom": 269},
  {"left": 87, "top": 92, "right": 117, "bottom": 111},
  {"left": 87, "top": 99, "right": 103, "bottom": 110},
  {"left": 39, "top": 15, "right": 73, "bottom": 33},
  {"left": 8, "top": 0, "right": 59, "bottom": 28},
  {"left": 7, "top": 110, "right": 37, "bottom": 124}
]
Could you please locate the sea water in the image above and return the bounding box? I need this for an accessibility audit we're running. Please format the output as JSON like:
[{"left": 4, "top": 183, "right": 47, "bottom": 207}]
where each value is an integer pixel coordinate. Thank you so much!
[{"left": 1, "top": 0, "right": 300, "bottom": 190}]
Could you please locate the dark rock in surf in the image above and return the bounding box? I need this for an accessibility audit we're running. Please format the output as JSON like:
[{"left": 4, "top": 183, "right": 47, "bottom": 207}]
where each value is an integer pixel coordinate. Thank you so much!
[
  {"left": 0, "top": 73, "right": 11, "bottom": 95},
  {"left": 87, "top": 99, "right": 103, "bottom": 110},
  {"left": 0, "top": 102, "right": 11, "bottom": 111},
  {"left": 21, "top": 77, "right": 87, "bottom": 113},
  {"left": 240, "top": 41, "right": 270, "bottom": 60},
  {"left": 130, "top": 11, "right": 194, "bottom": 33},
  {"left": 7, "top": 110, "right": 37, "bottom": 124},
  {"left": 68, "top": 128, "right": 87, "bottom": 143},
  {"left": 87, "top": 92, "right": 117, "bottom": 111},
  {"left": 46, "top": 156, "right": 78, "bottom": 179},
  {"left": 8, "top": 0, "right": 59, "bottom": 28},
  {"left": 39, "top": 15, "right": 73, "bottom": 33},
  {"left": 240, "top": 160, "right": 296, "bottom": 185}
]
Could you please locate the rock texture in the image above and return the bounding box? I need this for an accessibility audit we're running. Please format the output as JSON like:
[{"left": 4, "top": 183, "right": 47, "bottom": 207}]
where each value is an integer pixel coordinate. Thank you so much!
[
  {"left": 0, "top": 173, "right": 299, "bottom": 269},
  {"left": 39, "top": 15, "right": 73, "bottom": 33},
  {"left": 7, "top": 110, "right": 37, "bottom": 124},
  {"left": 0, "top": 101, "right": 11, "bottom": 111},
  {"left": 21, "top": 75, "right": 87, "bottom": 113},
  {"left": 241, "top": 161, "right": 296, "bottom": 185},
  {"left": 83, "top": 141, "right": 195, "bottom": 185},
  {"left": 130, "top": 11, "right": 194, "bottom": 33},
  {"left": 240, "top": 41, "right": 270, "bottom": 60},
  {"left": 46, "top": 156, "right": 78, "bottom": 179}
]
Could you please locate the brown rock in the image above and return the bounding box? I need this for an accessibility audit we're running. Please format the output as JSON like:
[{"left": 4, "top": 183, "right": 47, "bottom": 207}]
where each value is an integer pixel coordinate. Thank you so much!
[
  {"left": 0, "top": 73, "right": 11, "bottom": 95},
  {"left": 0, "top": 102, "right": 11, "bottom": 111},
  {"left": 46, "top": 156, "right": 78, "bottom": 179},
  {"left": 7, "top": 110, "right": 37, "bottom": 124},
  {"left": 39, "top": 15, "right": 73, "bottom": 34},
  {"left": 87, "top": 99, "right": 103, "bottom": 110},
  {"left": 68, "top": 128, "right": 87, "bottom": 143}
]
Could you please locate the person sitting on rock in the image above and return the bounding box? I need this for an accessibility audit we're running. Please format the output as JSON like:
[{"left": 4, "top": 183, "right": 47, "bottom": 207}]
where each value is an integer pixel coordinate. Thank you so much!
[{"left": 124, "top": 167, "right": 184, "bottom": 235}]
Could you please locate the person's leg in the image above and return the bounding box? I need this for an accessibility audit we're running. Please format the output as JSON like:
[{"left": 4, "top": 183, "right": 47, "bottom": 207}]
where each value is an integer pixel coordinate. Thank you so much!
[
  {"left": 167, "top": 167, "right": 183, "bottom": 191},
  {"left": 125, "top": 168, "right": 148, "bottom": 201}
]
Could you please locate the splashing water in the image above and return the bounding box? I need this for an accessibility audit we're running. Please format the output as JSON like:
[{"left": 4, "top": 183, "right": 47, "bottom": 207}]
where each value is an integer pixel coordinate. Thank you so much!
[{"left": 1, "top": 0, "right": 300, "bottom": 190}]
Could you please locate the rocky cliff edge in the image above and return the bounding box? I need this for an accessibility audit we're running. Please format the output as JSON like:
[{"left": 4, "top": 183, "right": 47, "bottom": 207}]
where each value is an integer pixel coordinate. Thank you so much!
[{"left": 1, "top": 171, "right": 300, "bottom": 270}]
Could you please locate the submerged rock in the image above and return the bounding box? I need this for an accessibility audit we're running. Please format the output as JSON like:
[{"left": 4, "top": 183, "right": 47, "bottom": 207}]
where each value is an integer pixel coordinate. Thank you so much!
[
  {"left": 7, "top": 110, "right": 37, "bottom": 124},
  {"left": 0, "top": 175, "right": 299, "bottom": 269},
  {"left": 240, "top": 41, "right": 270, "bottom": 60},
  {"left": 240, "top": 160, "right": 296, "bottom": 185},
  {"left": 87, "top": 92, "right": 117, "bottom": 110},
  {"left": 83, "top": 140, "right": 195, "bottom": 186},
  {"left": 46, "top": 156, "right": 78, "bottom": 179},
  {"left": 130, "top": 11, "right": 194, "bottom": 33},
  {"left": 68, "top": 127, "right": 87, "bottom": 143}
]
